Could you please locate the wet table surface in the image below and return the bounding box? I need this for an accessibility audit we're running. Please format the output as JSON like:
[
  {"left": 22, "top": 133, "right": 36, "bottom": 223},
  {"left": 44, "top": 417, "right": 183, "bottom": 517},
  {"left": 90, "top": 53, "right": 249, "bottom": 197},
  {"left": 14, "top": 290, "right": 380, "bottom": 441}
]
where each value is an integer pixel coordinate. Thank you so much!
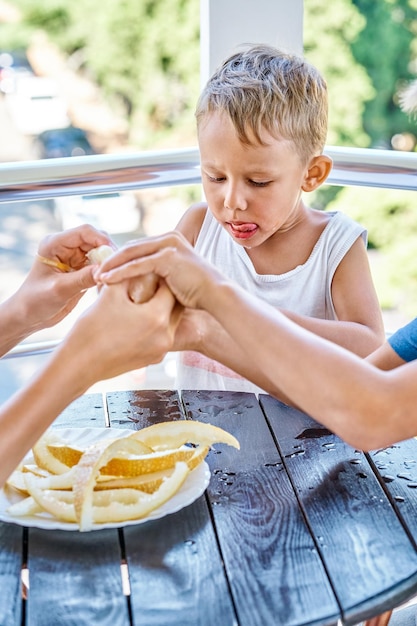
[{"left": 1, "top": 389, "right": 417, "bottom": 626}]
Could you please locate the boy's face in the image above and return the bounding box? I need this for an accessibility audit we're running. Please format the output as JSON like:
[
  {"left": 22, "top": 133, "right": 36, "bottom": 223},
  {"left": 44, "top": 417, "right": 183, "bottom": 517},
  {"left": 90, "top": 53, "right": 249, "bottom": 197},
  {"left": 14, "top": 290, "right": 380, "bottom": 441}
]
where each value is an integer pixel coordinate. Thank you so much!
[{"left": 198, "top": 111, "right": 312, "bottom": 248}]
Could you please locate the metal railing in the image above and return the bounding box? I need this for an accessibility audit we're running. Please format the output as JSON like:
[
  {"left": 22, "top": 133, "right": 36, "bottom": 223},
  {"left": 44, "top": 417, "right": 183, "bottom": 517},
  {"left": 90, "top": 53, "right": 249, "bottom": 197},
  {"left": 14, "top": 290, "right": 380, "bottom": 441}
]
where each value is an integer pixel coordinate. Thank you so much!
[
  {"left": 0, "top": 147, "right": 201, "bottom": 202},
  {"left": 1, "top": 144, "right": 417, "bottom": 359},
  {"left": 1, "top": 145, "right": 417, "bottom": 203}
]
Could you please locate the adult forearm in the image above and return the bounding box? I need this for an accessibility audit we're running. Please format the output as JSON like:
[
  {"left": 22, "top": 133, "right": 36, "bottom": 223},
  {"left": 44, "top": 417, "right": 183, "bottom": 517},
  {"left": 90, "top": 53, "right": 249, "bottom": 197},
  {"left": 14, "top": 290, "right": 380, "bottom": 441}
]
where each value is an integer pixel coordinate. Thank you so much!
[
  {"left": 197, "top": 316, "right": 293, "bottom": 402},
  {"left": 0, "top": 294, "right": 44, "bottom": 357},
  {"left": 0, "top": 278, "right": 178, "bottom": 486},
  {"left": 0, "top": 340, "right": 93, "bottom": 487},
  {"left": 202, "top": 281, "right": 395, "bottom": 449}
]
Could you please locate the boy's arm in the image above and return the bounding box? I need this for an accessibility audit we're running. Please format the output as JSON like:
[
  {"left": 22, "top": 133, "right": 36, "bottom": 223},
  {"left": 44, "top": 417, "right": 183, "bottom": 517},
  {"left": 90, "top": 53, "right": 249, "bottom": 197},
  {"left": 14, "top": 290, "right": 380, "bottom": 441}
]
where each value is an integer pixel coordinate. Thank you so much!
[
  {"left": 95, "top": 231, "right": 383, "bottom": 399},
  {"left": 303, "top": 235, "right": 385, "bottom": 356}
]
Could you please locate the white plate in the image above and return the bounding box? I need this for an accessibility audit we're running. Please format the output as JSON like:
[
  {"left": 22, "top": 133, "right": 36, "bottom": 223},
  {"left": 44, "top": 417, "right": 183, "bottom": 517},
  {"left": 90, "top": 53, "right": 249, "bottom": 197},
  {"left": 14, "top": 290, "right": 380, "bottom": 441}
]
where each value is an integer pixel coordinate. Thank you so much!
[{"left": 0, "top": 427, "right": 211, "bottom": 532}]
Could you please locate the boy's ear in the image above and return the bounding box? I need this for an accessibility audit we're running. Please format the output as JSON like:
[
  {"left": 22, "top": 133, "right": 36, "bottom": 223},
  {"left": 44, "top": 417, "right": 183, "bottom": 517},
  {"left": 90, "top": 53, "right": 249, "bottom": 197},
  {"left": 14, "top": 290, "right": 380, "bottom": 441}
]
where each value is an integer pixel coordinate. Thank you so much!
[{"left": 302, "top": 155, "right": 333, "bottom": 192}]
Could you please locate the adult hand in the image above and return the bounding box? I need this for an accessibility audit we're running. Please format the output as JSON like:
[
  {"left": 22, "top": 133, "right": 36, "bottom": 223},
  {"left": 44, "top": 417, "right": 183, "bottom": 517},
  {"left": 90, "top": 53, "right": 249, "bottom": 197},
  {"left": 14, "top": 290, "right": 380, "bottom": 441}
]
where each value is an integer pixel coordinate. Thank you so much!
[
  {"left": 13, "top": 225, "right": 114, "bottom": 333},
  {"left": 0, "top": 279, "right": 182, "bottom": 484},
  {"left": 61, "top": 279, "right": 182, "bottom": 385},
  {"left": 96, "top": 231, "right": 223, "bottom": 311}
]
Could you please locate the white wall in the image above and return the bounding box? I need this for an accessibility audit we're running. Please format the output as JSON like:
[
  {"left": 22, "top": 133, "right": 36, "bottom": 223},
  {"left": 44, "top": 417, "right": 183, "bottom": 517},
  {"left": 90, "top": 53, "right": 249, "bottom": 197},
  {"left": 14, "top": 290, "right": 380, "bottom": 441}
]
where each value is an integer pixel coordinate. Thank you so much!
[{"left": 200, "top": 0, "right": 304, "bottom": 85}]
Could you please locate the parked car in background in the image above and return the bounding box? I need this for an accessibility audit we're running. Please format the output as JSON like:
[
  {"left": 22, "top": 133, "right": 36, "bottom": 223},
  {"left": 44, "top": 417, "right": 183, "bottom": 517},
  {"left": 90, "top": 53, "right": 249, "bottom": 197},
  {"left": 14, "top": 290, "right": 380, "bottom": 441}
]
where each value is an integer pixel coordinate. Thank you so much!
[
  {"left": 5, "top": 76, "right": 70, "bottom": 135},
  {"left": 33, "top": 126, "right": 96, "bottom": 159},
  {"left": 53, "top": 191, "right": 141, "bottom": 234},
  {"left": 0, "top": 49, "right": 34, "bottom": 94}
]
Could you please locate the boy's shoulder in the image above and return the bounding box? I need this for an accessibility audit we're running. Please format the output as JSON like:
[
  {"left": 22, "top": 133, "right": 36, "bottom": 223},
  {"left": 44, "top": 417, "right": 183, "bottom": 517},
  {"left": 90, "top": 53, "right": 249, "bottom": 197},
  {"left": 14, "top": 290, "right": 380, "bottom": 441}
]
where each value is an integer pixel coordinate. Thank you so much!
[
  {"left": 319, "top": 210, "right": 366, "bottom": 230},
  {"left": 306, "top": 209, "right": 360, "bottom": 232},
  {"left": 304, "top": 209, "right": 367, "bottom": 252},
  {"left": 175, "top": 202, "right": 208, "bottom": 245}
]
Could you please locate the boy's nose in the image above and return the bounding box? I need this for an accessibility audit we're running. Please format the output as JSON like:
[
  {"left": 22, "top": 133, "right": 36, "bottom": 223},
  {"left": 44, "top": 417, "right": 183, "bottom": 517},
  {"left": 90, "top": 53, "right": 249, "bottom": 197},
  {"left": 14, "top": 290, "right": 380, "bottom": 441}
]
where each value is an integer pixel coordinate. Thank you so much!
[{"left": 224, "top": 185, "right": 247, "bottom": 211}]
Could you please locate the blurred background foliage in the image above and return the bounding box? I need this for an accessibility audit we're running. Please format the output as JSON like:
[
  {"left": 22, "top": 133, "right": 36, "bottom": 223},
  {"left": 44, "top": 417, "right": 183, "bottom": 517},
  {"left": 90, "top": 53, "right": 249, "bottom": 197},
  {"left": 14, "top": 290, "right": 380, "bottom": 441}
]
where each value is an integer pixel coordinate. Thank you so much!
[{"left": 2, "top": 0, "right": 417, "bottom": 316}]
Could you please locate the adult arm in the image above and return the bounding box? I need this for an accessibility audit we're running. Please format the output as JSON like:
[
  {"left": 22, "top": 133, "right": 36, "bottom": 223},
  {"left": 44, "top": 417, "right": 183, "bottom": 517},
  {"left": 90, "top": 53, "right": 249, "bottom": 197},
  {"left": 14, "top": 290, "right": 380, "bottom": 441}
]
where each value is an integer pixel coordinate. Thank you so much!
[
  {"left": 0, "top": 279, "right": 180, "bottom": 487},
  {"left": 366, "top": 342, "right": 406, "bottom": 370},
  {"left": 97, "top": 232, "right": 417, "bottom": 450},
  {"left": 203, "top": 281, "right": 417, "bottom": 450},
  {"left": 173, "top": 307, "right": 294, "bottom": 402}
]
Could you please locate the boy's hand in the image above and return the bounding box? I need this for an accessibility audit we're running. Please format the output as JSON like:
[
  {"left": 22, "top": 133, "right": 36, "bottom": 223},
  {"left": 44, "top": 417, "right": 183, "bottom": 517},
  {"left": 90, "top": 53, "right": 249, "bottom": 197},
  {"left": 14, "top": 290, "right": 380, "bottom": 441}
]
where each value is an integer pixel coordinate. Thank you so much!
[{"left": 96, "top": 231, "right": 223, "bottom": 310}]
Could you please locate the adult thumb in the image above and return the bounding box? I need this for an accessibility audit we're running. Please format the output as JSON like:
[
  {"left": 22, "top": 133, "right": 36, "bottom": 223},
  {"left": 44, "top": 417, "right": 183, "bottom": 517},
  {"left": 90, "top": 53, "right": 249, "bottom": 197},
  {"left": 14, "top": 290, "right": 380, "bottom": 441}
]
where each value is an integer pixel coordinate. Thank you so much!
[{"left": 65, "top": 265, "right": 97, "bottom": 292}]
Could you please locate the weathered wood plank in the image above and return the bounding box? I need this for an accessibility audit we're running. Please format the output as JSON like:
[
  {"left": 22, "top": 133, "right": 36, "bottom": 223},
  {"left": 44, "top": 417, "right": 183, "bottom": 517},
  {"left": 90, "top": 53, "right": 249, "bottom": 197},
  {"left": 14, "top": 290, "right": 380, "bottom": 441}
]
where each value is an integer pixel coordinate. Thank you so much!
[
  {"left": 26, "top": 527, "right": 130, "bottom": 626},
  {"left": 182, "top": 390, "right": 340, "bottom": 626},
  {"left": 5, "top": 389, "right": 415, "bottom": 626},
  {"left": 24, "top": 393, "right": 127, "bottom": 625},
  {"left": 106, "top": 389, "right": 182, "bottom": 430},
  {"left": 125, "top": 498, "right": 236, "bottom": 626},
  {"left": 105, "top": 390, "right": 236, "bottom": 625},
  {"left": 52, "top": 393, "right": 107, "bottom": 428},
  {"left": 260, "top": 394, "right": 417, "bottom": 625},
  {"left": 0, "top": 522, "right": 23, "bottom": 626},
  {"left": 368, "top": 438, "right": 417, "bottom": 546}
]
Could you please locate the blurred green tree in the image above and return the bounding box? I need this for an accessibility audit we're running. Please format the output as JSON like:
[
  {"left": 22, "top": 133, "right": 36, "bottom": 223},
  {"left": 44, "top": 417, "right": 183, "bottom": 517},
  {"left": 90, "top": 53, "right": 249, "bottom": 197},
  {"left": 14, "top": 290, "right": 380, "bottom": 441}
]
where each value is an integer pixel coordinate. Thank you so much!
[
  {"left": 5, "top": 0, "right": 417, "bottom": 317},
  {"left": 7, "top": 0, "right": 200, "bottom": 147},
  {"left": 68, "top": 0, "right": 200, "bottom": 147},
  {"left": 304, "top": 0, "right": 373, "bottom": 148},
  {"left": 303, "top": 0, "right": 374, "bottom": 210},
  {"left": 351, "top": 0, "right": 417, "bottom": 149},
  {"left": 326, "top": 185, "right": 417, "bottom": 315}
]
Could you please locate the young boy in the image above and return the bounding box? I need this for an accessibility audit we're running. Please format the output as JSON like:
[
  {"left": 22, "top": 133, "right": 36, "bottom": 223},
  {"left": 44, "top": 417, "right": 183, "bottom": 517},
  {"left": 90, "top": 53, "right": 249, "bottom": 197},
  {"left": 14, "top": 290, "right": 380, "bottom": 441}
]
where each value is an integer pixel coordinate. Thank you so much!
[{"left": 175, "top": 44, "right": 384, "bottom": 393}]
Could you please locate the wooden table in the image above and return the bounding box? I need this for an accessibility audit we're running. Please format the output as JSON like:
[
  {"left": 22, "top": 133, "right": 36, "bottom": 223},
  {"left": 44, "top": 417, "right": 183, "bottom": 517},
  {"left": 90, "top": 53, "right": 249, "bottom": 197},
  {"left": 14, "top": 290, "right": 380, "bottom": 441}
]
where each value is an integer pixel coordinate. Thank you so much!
[{"left": 1, "top": 389, "right": 417, "bottom": 626}]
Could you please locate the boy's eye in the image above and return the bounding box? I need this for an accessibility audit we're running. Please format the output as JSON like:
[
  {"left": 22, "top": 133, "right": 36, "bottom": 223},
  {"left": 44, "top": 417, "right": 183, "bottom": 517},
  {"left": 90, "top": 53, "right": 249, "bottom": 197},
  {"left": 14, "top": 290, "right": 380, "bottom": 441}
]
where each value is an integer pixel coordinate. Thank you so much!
[
  {"left": 249, "top": 180, "right": 270, "bottom": 187},
  {"left": 206, "top": 174, "right": 225, "bottom": 183}
]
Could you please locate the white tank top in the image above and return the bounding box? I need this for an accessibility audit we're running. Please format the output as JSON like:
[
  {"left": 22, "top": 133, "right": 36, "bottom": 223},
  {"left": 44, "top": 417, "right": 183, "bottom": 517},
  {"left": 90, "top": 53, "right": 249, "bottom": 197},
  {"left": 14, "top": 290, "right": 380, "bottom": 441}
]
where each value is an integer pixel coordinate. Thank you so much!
[{"left": 176, "top": 210, "right": 367, "bottom": 393}]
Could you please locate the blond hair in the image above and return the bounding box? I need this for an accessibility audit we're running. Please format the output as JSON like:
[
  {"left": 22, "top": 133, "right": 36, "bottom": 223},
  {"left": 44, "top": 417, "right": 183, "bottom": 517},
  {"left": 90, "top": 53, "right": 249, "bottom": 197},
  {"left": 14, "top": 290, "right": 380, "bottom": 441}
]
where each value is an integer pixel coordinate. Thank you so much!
[{"left": 196, "top": 44, "right": 328, "bottom": 163}]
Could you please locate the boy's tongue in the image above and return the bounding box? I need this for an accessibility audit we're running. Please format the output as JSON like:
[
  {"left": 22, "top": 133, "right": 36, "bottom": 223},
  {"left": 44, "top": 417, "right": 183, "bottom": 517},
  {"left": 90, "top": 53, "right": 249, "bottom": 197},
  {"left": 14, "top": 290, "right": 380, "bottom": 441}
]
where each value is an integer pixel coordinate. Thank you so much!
[{"left": 230, "top": 222, "right": 258, "bottom": 239}]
